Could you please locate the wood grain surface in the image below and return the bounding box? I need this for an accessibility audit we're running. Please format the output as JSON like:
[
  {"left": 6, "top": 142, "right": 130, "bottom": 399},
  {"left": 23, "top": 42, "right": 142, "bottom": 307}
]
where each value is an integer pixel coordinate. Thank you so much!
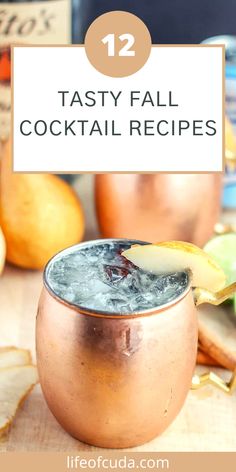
[{"left": 0, "top": 175, "right": 236, "bottom": 452}]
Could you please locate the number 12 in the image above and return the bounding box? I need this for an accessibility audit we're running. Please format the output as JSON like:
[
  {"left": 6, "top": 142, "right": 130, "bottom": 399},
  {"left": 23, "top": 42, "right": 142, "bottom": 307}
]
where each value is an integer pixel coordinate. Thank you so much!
[{"left": 102, "top": 33, "right": 135, "bottom": 57}]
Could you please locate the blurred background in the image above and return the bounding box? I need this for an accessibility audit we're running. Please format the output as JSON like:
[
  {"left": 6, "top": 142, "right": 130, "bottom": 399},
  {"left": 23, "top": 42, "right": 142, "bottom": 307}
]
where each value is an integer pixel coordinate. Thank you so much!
[
  {"left": 1, "top": 0, "right": 236, "bottom": 251},
  {"left": 79, "top": 0, "right": 236, "bottom": 44},
  {"left": 1, "top": 0, "right": 236, "bottom": 254},
  {"left": 78, "top": 1, "right": 236, "bottom": 241}
]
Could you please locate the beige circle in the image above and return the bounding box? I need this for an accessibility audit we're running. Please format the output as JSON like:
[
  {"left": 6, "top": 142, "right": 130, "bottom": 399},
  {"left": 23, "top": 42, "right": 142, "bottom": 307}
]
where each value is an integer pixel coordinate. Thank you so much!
[{"left": 84, "top": 11, "right": 152, "bottom": 78}]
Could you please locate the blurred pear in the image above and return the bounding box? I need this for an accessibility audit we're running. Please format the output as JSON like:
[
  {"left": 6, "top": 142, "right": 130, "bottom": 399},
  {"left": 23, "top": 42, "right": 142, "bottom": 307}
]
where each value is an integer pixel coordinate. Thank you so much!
[{"left": 0, "top": 141, "right": 84, "bottom": 269}]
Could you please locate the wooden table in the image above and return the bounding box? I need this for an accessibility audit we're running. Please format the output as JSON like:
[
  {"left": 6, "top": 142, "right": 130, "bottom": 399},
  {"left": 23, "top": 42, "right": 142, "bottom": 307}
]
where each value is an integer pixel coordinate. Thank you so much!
[{"left": 0, "top": 176, "right": 236, "bottom": 452}]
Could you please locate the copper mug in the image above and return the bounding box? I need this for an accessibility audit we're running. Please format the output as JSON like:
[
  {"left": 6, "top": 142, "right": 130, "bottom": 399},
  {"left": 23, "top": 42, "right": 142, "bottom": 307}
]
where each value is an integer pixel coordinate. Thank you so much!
[
  {"left": 36, "top": 239, "right": 236, "bottom": 449},
  {"left": 95, "top": 174, "right": 222, "bottom": 247}
]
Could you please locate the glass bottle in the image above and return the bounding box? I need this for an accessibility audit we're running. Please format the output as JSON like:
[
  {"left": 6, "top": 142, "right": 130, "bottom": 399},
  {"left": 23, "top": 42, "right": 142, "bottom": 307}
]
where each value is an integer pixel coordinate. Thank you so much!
[{"left": 0, "top": 0, "right": 72, "bottom": 140}]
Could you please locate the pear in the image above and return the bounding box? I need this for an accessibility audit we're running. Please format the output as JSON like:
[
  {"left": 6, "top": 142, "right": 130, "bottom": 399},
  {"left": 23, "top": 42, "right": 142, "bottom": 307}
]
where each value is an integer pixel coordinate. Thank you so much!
[
  {"left": 0, "top": 226, "right": 6, "bottom": 274},
  {"left": 0, "top": 141, "right": 84, "bottom": 269}
]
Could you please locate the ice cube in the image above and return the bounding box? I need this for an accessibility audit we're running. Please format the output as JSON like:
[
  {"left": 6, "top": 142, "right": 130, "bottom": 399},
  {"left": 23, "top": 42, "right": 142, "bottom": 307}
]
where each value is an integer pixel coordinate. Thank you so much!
[
  {"left": 47, "top": 241, "right": 189, "bottom": 314},
  {"left": 103, "top": 264, "right": 130, "bottom": 285}
]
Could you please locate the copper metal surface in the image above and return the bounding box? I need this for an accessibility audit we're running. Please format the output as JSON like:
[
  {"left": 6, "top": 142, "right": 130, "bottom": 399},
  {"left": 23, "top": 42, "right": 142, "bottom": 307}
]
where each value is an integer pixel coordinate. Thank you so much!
[
  {"left": 36, "top": 274, "right": 197, "bottom": 448},
  {"left": 95, "top": 174, "right": 222, "bottom": 247}
]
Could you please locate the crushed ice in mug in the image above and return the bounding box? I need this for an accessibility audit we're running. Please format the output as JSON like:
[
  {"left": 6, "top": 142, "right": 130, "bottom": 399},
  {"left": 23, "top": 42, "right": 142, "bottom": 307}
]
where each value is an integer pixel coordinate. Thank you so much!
[{"left": 46, "top": 241, "right": 189, "bottom": 314}]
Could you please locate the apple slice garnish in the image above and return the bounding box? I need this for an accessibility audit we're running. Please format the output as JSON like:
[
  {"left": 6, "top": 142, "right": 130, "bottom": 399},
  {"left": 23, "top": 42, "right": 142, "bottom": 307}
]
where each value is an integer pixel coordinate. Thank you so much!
[{"left": 122, "top": 241, "right": 226, "bottom": 292}]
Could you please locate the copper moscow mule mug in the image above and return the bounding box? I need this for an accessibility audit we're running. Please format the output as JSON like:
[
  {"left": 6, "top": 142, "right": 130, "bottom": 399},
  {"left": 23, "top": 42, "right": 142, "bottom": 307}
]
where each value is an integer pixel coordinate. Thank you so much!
[
  {"left": 36, "top": 239, "right": 236, "bottom": 449},
  {"left": 95, "top": 174, "right": 222, "bottom": 247}
]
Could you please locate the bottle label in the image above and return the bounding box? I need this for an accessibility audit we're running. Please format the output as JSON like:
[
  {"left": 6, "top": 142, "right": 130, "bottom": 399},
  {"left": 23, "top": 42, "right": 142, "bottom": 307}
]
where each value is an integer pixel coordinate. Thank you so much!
[{"left": 0, "top": 0, "right": 71, "bottom": 140}]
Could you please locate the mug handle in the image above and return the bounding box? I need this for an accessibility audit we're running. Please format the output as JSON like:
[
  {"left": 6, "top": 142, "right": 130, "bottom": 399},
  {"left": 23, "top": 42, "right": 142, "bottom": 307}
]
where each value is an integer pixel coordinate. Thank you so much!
[
  {"left": 191, "top": 282, "right": 236, "bottom": 395},
  {"left": 194, "top": 282, "right": 236, "bottom": 307}
]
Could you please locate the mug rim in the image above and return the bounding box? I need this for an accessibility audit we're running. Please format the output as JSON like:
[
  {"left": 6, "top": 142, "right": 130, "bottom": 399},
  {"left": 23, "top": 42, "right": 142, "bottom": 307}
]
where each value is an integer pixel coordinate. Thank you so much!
[{"left": 43, "top": 238, "right": 192, "bottom": 319}]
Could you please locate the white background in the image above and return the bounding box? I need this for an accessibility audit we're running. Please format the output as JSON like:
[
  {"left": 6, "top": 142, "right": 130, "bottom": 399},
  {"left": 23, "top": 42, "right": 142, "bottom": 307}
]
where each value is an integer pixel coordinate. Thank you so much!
[{"left": 13, "top": 46, "right": 223, "bottom": 172}]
